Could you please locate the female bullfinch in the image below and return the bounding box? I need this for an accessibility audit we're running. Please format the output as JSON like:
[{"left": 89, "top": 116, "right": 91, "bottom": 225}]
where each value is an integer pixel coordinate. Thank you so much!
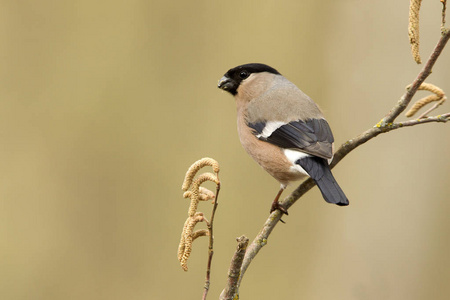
[{"left": 218, "top": 63, "right": 349, "bottom": 214}]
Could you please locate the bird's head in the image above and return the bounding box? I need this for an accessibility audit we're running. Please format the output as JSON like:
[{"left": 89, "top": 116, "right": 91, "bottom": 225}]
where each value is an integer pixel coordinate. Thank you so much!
[{"left": 218, "top": 63, "right": 280, "bottom": 96}]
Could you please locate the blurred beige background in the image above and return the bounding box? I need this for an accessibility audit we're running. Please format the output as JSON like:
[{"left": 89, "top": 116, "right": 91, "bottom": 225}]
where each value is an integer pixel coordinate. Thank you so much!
[{"left": 1, "top": 1, "right": 449, "bottom": 299}]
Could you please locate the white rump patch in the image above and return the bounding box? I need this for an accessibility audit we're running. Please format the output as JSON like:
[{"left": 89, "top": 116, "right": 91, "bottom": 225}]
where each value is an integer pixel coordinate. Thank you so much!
[
  {"left": 256, "top": 121, "right": 286, "bottom": 138},
  {"left": 283, "top": 149, "right": 310, "bottom": 176}
]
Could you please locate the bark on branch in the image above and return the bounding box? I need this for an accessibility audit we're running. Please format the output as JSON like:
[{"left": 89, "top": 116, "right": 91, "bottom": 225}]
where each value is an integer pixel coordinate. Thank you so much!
[{"left": 220, "top": 236, "right": 249, "bottom": 300}]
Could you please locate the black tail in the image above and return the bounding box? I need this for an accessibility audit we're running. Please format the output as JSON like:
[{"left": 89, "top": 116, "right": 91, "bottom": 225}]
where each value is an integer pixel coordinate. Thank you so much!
[{"left": 297, "top": 156, "right": 349, "bottom": 206}]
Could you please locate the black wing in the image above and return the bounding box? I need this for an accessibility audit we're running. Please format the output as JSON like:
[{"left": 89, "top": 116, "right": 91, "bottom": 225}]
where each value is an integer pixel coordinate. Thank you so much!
[{"left": 248, "top": 118, "right": 334, "bottom": 159}]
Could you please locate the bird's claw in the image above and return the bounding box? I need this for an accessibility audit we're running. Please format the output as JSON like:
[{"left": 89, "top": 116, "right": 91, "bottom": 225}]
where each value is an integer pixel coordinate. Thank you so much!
[{"left": 270, "top": 201, "right": 289, "bottom": 215}]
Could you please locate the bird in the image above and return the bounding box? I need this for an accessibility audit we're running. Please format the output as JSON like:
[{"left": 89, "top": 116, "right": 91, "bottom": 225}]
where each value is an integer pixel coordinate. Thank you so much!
[{"left": 217, "top": 63, "right": 349, "bottom": 214}]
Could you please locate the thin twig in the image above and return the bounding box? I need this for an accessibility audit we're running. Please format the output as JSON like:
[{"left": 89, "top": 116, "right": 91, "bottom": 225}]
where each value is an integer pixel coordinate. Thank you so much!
[
  {"left": 392, "top": 112, "right": 450, "bottom": 128},
  {"left": 442, "top": 0, "right": 447, "bottom": 30},
  {"left": 202, "top": 182, "right": 220, "bottom": 300},
  {"left": 220, "top": 236, "right": 249, "bottom": 300},
  {"left": 232, "top": 28, "right": 450, "bottom": 294}
]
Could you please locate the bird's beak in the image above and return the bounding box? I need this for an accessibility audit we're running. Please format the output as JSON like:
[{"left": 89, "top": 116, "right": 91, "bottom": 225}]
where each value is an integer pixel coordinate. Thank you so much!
[{"left": 217, "top": 76, "right": 233, "bottom": 91}]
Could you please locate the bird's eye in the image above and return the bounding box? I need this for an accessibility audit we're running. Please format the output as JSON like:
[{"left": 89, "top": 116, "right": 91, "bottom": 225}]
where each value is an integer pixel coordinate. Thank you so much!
[{"left": 239, "top": 71, "right": 249, "bottom": 79}]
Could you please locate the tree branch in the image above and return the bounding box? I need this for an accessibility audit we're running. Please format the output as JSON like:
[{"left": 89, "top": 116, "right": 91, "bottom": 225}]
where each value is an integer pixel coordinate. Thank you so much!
[
  {"left": 230, "top": 28, "right": 450, "bottom": 297},
  {"left": 220, "top": 236, "right": 249, "bottom": 300}
]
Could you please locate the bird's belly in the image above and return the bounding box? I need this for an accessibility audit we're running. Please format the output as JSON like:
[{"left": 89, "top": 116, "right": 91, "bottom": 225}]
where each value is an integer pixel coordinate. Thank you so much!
[{"left": 240, "top": 137, "right": 308, "bottom": 185}]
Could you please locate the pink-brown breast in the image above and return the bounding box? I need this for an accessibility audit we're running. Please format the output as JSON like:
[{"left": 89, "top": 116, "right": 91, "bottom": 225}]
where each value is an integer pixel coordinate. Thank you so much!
[{"left": 236, "top": 106, "right": 308, "bottom": 186}]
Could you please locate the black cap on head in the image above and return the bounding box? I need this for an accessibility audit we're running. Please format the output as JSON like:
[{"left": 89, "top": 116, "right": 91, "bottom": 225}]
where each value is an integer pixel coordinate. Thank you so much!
[
  {"left": 225, "top": 63, "right": 281, "bottom": 77},
  {"left": 218, "top": 63, "right": 281, "bottom": 95}
]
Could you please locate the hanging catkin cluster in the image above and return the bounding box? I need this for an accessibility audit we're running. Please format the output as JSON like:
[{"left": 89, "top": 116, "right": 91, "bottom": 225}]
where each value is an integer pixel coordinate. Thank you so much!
[
  {"left": 405, "top": 83, "right": 447, "bottom": 118},
  {"left": 178, "top": 158, "right": 220, "bottom": 271},
  {"left": 408, "top": 0, "right": 423, "bottom": 64}
]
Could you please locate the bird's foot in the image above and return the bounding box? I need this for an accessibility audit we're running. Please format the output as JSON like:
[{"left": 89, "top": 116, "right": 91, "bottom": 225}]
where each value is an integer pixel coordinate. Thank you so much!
[{"left": 270, "top": 201, "right": 289, "bottom": 215}]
